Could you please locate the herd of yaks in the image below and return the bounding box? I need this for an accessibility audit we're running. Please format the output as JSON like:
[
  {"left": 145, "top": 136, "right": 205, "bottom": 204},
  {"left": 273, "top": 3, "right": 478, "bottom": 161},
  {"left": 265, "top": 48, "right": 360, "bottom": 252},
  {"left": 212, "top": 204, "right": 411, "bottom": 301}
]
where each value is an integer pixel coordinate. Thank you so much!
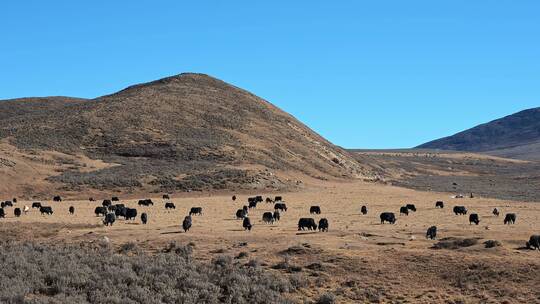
[
  {"left": 0, "top": 194, "right": 539, "bottom": 250},
  {"left": 378, "top": 200, "right": 537, "bottom": 250},
  {"left": 231, "top": 195, "right": 329, "bottom": 232}
]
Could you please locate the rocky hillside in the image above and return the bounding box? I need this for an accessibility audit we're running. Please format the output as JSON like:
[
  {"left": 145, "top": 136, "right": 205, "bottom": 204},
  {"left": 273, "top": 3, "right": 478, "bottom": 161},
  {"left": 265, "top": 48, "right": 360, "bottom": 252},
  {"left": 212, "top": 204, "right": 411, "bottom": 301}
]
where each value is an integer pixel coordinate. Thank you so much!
[{"left": 0, "top": 73, "right": 373, "bottom": 196}]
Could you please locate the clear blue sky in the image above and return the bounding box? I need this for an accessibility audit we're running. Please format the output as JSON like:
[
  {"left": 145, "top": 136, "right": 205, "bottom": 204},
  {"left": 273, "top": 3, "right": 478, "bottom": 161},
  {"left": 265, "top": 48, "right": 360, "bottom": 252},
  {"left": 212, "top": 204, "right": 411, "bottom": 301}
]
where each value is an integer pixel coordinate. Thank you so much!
[{"left": 1, "top": 1, "right": 538, "bottom": 148}]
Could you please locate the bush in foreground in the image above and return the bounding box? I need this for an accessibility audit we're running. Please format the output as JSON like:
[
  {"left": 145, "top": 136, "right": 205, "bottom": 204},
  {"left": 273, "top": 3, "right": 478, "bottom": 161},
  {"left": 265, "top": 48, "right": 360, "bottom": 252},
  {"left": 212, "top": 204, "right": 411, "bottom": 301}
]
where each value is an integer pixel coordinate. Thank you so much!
[{"left": 0, "top": 242, "right": 293, "bottom": 304}]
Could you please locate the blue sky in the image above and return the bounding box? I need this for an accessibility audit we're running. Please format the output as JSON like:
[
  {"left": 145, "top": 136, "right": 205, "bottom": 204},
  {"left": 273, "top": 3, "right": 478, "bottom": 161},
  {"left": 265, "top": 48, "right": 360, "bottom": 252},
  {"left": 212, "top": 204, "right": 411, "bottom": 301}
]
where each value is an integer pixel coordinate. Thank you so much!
[{"left": 1, "top": 1, "right": 538, "bottom": 148}]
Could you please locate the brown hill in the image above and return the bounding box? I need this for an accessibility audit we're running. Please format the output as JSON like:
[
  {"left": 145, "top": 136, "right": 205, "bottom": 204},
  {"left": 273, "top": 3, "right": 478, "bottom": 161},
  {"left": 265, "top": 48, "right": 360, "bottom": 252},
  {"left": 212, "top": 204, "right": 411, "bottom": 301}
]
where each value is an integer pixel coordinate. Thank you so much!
[{"left": 0, "top": 73, "right": 373, "bottom": 197}]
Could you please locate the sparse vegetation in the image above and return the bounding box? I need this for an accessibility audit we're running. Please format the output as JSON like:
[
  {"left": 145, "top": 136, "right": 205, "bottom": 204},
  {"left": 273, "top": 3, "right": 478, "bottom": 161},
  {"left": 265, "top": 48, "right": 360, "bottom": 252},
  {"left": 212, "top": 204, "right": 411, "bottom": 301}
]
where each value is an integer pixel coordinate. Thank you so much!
[
  {"left": 351, "top": 150, "right": 540, "bottom": 202},
  {"left": 0, "top": 73, "right": 364, "bottom": 195},
  {"left": 149, "top": 169, "right": 255, "bottom": 191},
  {"left": 432, "top": 237, "right": 479, "bottom": 250},
  {"left": 484, "top": 240, "right": 502, "bottom": 248},
  {"left": 316, "top": 293, "right": 336, "bottom": 304},
  {"left": 0, "top": 242, "right": 294, "bottom": 304},
  {"left": 272, "top": 257, "right": 303, "bottom": 273}
]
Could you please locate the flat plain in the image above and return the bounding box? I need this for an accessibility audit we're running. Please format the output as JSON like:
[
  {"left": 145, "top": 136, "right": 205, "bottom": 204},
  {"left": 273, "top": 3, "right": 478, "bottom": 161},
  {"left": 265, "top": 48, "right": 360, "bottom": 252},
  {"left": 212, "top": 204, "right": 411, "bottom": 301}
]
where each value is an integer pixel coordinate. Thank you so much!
[{"left": 3, "top": 174, "right": 539, "bottom": 303}]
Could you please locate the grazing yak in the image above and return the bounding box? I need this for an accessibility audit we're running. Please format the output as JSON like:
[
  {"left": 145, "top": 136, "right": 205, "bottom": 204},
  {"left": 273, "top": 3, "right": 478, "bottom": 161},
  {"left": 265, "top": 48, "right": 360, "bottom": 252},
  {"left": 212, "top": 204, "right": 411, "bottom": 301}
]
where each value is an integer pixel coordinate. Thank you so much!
[
  {"left": 274, "top": 203, "right": 287, "bottom": 212},
  {"left": 89, "top": 197, "right": 95, "bottom": 202},
  {"left": 1, "top": 201, "right": 12, "bottom": 208},
  {"left": 165, "top": 202, "right": 176, "bottom": 210},
  {"left": 12, "top": 198, "right": 17, "bottom": 203},
  {"left": 435, "top": 201, "right": 444, "bottom": 208},
  {"left": 361, "top": 205, "right": 368, "bottom": 215},
  {"left": 493, "top": 208, "right": 500, "bottom": 217},
  {"left": 406, "top": 204, "right": 417, "bottom": 212},
  {"left": 262, "top": 212, "right": 274, "bottom": 224},
  {"left": 95, "top": 206, "right": 108, "bottom": 217},
  {"left": 125, "top": 208, "right": 138, "bottom": 220},
  {"left": 248, "top": 201, "right": 258, "bottom": 209},
  {"left": 426, "top": 226, "right": 437, "bottom": 239},
  {"left": 0, "top": 208, "right": 4, "bottom": 218},
  {"left": 298, "top": 218, "right": 317, "bottom": 231},
  {"left": 182, "top": 216, "right": 192, "bottom": 232},
  {"left": 274, "top": 196, "right": 282, "bottom": 202},
  {"left": 453, "top": 206, "right": 467, "bottom": 215},
  {"left": 111, "top": 196, "right": 119, "bottom": 202},
  {"left": 265, "top": 197, "right": 273, "bottom": 204},
  {"left": 109, "top": 204, "right": 124, "bottom": 213},
  {"left": 504, "top": 213, "right": 516, "bottom": 225},
  {"left": 189, "top": 207, "right": 203, "bottom": 216},
  {"left": 40, "top": 206, "right": 53, "bottom": 215},
  {"left": 141, "top": 212, "right": 148, "bottom": 224},
  {"left": 102, "top": 199, "right": 112, "bottom": 207},
  {"left": 14, "top": 208, "right": 21, "bottom": 217},
  {"left": 243, "top": 217, "right": 253, "bottom": 231},
  {"left": 236, "top": 209, "right": 247, "bottom": 219},
  {"left": 53, "top": 196, "right": 62, "bottom": 202},
  {"left": 69, "top": 206, "right": 75, "bottom": 215},
  {"left": 526, "top": 235, "right": 540, "bottom": 250},
  {"left": 380, "top": 212, "right": 396, "bottom": 224},
  {"left": 138, "top": 199, "right": 154, "bottom": 206},
  {"left": 469, "top": 213, "right": 480, "bottom": 225},
  {"left": 163, "top": 194, "right": 170, "bottom": 200},
  {"left": 103, "top": 213, "right": 116, "bottom": 226},
  {"left": 255, "top": 196, "right": 263, "bottom": 203},
  {"left": 115, "top": 206, "right": 127, "bottom": 218},
  {"left": 242, "top": 205, "right": 249, "bottom": 214},
  {"left": 310, "top": 206, "right": 321, "bottom": 215},
  {"left": 399, "top": 206, "right": 409, "bottom": 216},
  {"left": 23, "top": 206, "right": 29, "bottom": 214},
  {"left": 248, "top": 197, "right": 256, "bottom": 204},
  {"left": 32, "top": 202, "right": 42, "bottom": 209},
  {"left": 318, "top": 218, "right": 329, "bottom": 232},
  {"left": 273, "top": 211, "right": 280, "bottom": 222},
  {"left": 232, "top": 195, "right": 236, "bottom": 201}
]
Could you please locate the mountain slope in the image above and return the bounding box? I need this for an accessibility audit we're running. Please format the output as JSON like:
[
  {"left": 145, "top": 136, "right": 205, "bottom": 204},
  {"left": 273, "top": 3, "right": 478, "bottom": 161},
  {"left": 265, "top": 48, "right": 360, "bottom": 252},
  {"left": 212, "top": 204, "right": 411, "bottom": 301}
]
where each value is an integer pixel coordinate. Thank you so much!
[
  {"left": 0, "top": 73, "right": 372, "bottom": 196},
  {"left": 417, "top": 107, "right": 540, "bottom": 161}
]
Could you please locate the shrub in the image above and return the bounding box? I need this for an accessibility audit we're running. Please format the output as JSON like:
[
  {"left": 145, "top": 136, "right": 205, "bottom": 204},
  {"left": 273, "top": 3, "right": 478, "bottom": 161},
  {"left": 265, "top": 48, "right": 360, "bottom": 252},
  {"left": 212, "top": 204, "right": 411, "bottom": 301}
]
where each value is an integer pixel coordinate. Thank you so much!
[
  {"left": 0, "top": 242, "right": 293, "bottom": 304},
  {"left": 484, "top": 240, "right": 502, "bottom": 248},
  {"left": 316, "top": 292, "right": 336, "bottom": 304},
  {"left": 432, "top": 237, "right": 479, "bottom": 250}
]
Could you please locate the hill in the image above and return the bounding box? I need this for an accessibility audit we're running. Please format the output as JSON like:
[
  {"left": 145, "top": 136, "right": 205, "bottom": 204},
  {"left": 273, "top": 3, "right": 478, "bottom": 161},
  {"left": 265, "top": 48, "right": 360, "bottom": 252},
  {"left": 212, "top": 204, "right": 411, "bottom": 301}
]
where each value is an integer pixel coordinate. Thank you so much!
[
  {"left": 0, "top": 73, "right": 373, "bottom": 197},
  {"left": 417, "top": 107, "right": 540, "bottom": 161}
]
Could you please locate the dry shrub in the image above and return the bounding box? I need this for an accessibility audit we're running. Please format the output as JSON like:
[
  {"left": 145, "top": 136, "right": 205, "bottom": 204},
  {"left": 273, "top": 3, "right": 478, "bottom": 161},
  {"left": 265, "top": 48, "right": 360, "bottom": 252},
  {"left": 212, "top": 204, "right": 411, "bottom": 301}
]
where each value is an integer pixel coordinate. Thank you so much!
[
  {"left": 0, "top": 242, "right": 294, "bottom": 304},
  {"left": 484, "top": 240, "right": 502, "bottom": 248},
  {"left": 432, "top": 237, "right": 479, "bottom": 250},
  {"left": 316, "top": 292, "right": 336, "bottom": 304}
]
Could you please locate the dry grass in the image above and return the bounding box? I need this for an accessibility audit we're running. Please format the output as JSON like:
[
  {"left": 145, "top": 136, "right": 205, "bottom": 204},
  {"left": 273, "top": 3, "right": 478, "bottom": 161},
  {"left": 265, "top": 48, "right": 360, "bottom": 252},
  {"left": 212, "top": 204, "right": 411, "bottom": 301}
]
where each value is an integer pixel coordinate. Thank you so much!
[
  {"left": 352, "top": 150, "right": 540, "bottom": 202},
  {"left": 1, "top": 179, "right": 539, "bottom": 302}
]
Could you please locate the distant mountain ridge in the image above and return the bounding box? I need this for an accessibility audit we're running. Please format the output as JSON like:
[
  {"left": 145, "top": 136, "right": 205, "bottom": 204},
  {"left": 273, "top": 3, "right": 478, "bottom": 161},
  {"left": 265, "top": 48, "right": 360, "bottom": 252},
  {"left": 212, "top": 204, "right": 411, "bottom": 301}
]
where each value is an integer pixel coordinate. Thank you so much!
[{"left": 417, "top": 107, "right": 540, "bottom": 161}]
